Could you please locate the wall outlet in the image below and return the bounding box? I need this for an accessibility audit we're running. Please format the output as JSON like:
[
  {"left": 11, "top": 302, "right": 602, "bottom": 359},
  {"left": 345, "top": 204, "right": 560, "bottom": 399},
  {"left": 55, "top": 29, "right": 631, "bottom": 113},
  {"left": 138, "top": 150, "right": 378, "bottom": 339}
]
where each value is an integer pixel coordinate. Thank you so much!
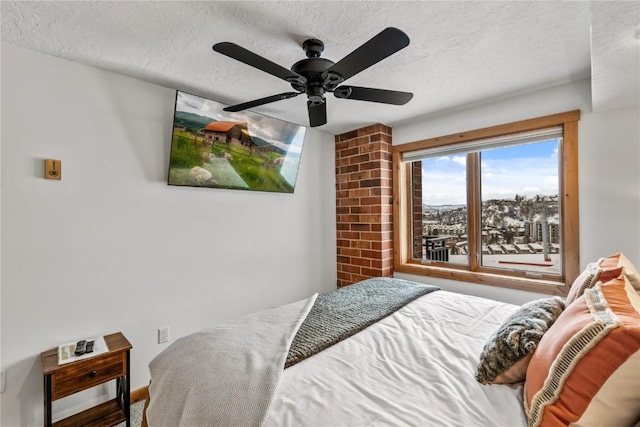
[{"left": 158, "top": 327, "right": 169, "bottom": 344}]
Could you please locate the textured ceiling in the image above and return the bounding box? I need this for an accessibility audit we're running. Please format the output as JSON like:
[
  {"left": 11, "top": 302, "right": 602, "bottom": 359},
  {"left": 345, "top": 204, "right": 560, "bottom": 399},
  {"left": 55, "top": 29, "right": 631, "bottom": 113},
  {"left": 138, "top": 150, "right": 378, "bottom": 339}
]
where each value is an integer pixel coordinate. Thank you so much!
[
  {"left": 2, "top": 1, "right": 638, "bottom": 134},
  {"left": 590, "top": 1, "right": 640, "bottom": 112}
]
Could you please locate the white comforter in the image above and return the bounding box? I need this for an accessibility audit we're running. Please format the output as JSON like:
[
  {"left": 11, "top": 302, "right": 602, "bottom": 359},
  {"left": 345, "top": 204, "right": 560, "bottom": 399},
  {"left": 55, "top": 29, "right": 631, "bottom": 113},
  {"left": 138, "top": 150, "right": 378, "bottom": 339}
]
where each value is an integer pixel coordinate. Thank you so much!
[{"left": 265, "top": 290, "right": 528, "bottom": 427}]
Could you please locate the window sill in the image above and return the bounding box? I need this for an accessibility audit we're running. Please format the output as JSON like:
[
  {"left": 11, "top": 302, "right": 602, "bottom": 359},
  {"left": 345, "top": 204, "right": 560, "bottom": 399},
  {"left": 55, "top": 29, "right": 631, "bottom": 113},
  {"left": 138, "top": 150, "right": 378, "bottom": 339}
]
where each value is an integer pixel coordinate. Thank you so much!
[{"left": 395, "top": 262, "right": 569, "bottom": 297}]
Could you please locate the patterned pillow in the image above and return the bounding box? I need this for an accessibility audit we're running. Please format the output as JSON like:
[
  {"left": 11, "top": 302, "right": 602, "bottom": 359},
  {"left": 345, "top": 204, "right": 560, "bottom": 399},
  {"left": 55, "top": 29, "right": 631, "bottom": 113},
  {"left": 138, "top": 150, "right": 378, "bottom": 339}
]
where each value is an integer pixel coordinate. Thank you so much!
[
  {"left": 525, "top": 274, "right": 640, "bottom": 427},
  {"left": 475, "top": 297, "right": 565, "bottom": 384}
]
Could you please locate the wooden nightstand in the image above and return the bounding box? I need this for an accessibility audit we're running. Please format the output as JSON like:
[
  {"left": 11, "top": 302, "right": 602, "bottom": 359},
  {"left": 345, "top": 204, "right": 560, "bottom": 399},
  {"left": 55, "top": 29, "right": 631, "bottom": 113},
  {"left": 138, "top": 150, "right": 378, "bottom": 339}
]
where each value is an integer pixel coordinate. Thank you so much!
[{"left": 40, "top": 332, "right": 132, "bottom": 427}]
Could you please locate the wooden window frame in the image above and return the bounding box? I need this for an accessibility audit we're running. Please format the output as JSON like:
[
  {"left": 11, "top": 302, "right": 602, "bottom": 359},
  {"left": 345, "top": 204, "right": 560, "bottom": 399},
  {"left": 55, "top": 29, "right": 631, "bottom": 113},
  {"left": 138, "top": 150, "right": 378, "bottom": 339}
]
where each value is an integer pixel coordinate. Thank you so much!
[{"left": 392, "top": 110, "right": 580, "bottom": 296}]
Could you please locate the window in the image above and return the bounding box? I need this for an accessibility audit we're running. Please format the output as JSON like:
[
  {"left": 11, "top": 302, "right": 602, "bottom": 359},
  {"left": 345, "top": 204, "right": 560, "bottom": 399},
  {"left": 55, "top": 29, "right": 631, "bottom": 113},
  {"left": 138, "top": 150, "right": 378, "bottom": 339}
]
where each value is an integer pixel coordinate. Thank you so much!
[{"left": 392, "top": 111, "right": 580, "bottom": 295}]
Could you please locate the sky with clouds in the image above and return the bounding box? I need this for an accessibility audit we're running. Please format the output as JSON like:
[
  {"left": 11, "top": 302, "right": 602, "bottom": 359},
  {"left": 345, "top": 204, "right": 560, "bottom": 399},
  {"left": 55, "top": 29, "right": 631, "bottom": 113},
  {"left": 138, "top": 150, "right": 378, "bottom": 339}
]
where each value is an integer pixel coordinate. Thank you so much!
[
  {"left": 421, "top": 140, "right": 559, "bottom": 206},
  {"left": 175, "top": 91, "right": 305, "bottom": 154}
]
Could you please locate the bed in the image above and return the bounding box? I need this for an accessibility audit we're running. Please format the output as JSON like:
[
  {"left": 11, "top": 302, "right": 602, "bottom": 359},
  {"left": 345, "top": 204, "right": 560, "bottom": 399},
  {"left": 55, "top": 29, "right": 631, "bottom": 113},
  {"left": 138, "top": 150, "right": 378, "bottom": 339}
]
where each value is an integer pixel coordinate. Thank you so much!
[
  {"left": 142, "top": 261, "right": 640, "bottom": 427},
  {"left": 264, "top": 287, "right": 527, "bottom": 427}
]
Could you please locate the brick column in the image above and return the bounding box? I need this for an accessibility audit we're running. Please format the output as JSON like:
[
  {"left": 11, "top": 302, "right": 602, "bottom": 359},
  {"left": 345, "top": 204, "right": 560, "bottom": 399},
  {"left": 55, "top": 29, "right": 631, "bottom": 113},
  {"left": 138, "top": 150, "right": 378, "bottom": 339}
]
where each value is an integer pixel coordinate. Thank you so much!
[{"left": 335, "top": 124, "right": 393, "bottom": 287}]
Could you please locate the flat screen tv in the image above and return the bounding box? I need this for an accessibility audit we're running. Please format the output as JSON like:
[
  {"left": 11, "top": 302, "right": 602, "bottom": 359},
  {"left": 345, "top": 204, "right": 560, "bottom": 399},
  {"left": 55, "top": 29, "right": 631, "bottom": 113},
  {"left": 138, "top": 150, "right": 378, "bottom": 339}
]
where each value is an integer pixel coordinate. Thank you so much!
[{"left": 167, "top": 91, "right": 306, "bottom": 193}]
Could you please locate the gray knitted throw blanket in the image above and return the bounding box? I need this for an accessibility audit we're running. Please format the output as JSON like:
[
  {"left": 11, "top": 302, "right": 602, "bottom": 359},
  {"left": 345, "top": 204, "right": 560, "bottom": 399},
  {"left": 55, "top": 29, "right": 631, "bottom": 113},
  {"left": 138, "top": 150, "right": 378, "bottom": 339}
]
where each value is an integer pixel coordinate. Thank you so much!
[{"left": 285, "top": 277, "right": 439, "bottom": 368}]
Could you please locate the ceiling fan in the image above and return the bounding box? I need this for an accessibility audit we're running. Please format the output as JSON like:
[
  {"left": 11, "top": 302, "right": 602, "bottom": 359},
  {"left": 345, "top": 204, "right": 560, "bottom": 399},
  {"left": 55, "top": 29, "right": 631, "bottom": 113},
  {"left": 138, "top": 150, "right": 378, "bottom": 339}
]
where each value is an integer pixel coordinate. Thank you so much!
[{"left": 212, "top": 27, "right": 413, "bottom": 128}]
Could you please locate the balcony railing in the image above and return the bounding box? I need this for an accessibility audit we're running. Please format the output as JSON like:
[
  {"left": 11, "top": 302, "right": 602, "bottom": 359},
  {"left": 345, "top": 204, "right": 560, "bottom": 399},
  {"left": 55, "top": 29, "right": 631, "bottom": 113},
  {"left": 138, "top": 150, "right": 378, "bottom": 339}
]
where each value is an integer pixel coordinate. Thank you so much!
[{"left": 423, "top": 235, "right": 449, "bottom": 262}]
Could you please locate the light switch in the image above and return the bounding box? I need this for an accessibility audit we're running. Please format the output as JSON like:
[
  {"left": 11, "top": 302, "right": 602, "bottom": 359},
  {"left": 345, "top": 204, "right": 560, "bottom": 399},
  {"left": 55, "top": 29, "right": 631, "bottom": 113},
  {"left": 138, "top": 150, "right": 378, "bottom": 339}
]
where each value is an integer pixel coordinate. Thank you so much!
[{"left": 45, "top": 159, "right": 61, "bottom": 180}]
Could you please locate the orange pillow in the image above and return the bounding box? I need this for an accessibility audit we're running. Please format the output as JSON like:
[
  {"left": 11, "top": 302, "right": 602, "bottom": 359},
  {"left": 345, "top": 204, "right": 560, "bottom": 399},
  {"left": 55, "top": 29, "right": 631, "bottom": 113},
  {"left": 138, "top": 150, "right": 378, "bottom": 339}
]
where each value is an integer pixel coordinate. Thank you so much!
[
  {"left": 608, "top": 252, "right": 640, "bottom": 292},
  {"left": 565, "top": 258, "right": 623, "bottom": 305},
  {"left": 525, "top": 274, "right": 640, "bottom": 427}
]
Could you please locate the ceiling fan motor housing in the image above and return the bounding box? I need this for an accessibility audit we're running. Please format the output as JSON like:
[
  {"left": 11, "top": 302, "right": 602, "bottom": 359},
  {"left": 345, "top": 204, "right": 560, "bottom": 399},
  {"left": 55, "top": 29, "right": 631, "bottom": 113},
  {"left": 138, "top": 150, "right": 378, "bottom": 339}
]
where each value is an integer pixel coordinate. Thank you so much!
[
  {"left": 290, "top": 57, "right": 337, "bottom": 104},
  {"left": 290, "top": 39, "right": 346, "bottom": 103}
]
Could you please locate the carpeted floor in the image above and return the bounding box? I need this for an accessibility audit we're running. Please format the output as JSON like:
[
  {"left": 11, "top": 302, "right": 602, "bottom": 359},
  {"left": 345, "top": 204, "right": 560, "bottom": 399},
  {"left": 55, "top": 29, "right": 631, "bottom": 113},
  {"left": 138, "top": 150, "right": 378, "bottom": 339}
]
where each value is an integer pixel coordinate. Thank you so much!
[{"left": 115, "top": 400, "right": 145, "bottom": 427}]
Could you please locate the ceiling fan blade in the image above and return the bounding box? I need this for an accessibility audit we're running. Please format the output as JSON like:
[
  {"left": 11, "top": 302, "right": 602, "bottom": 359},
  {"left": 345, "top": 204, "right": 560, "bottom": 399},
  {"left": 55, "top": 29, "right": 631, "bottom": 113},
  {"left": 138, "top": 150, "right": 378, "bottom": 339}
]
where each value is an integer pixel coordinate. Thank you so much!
[
  {"left": 324, "top": 27, "right": 409, "bottom": 82},
  {"left": 223, "top": 92, "right": 301, "bottom": 112},
  {"left": 307, "top": 101, "right": 327, "bottom": 127},
  {"left": 213, "top": 42, "right": 306, "bottom": 84},
  {"left": 333, "top": 86, "right": 413, "bottom": 105}
]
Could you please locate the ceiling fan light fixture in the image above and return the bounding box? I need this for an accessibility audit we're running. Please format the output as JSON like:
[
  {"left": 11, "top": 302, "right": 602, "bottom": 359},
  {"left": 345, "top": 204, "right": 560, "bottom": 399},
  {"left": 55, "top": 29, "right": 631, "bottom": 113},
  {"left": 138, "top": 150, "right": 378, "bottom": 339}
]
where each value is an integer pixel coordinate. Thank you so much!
[{"left": 308, "top": 96, "right": 325, "bottom": 107}]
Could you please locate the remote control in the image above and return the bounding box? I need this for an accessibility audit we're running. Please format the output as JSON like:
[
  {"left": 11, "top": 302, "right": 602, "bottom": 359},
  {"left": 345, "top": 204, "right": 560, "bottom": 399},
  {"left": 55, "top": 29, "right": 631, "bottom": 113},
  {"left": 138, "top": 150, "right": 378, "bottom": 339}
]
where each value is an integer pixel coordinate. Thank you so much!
[
  {"left": 85, "top": 340, "right": 95, "bottom": 354},
  {"left": 74, "top": 340, "right": 87, "bottom": 356}
]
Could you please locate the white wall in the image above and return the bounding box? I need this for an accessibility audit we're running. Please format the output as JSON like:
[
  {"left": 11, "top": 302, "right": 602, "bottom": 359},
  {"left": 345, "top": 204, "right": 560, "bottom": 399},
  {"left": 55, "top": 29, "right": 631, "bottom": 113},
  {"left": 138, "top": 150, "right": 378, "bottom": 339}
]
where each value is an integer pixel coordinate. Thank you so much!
[
  {"left": 393, "top": 79, "right": 640, "bottom": 305},
  {"left": 0, "top": 43, "right": 337, "bottom": 426}
]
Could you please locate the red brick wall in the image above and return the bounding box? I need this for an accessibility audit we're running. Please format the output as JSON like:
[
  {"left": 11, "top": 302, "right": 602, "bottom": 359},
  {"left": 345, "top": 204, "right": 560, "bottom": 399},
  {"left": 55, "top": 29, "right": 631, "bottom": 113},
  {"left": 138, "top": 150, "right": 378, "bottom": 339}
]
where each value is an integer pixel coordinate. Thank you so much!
[{"left": 335, "top": 124, "right": 394, "bottom": 287}]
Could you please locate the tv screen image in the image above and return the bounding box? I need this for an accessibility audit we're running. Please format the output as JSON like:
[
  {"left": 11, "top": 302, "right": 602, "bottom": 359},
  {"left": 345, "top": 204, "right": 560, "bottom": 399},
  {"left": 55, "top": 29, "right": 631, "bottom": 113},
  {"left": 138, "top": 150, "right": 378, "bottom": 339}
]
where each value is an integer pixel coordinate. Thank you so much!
[{"left": 168, "top": 91, "right": 307, "bottom": 193}]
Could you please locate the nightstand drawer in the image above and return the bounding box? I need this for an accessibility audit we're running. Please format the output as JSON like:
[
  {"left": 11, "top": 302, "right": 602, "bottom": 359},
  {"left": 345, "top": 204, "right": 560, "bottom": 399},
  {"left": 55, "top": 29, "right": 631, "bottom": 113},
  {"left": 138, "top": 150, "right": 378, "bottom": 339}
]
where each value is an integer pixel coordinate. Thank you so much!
[{"left": 52, "top": 351, "right": 126, "bottom": 400}]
